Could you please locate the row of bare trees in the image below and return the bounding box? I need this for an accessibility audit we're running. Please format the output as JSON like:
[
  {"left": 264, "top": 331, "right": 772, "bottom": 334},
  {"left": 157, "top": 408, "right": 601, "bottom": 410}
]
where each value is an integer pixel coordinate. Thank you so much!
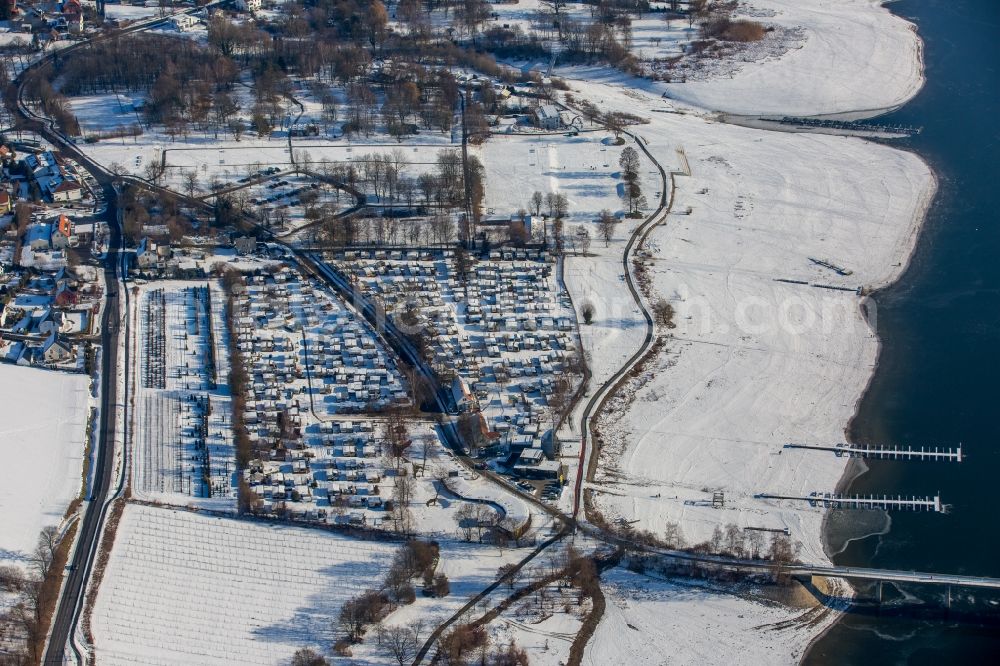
[
  {"left": 22, "top": 65, "right": 80, "bottom": 136},
  {"left": 0, "top": 526, "right": 66, "bottom": 663}
]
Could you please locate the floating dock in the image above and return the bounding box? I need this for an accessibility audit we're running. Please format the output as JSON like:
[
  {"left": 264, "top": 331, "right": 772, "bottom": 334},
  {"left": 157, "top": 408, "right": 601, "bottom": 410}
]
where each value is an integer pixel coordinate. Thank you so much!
[
  {"left": 784, "top": 442, "right": 963, "bottom": 462},
  {"left": 757, "top": 492, "right": 944, "bottom": 513}
]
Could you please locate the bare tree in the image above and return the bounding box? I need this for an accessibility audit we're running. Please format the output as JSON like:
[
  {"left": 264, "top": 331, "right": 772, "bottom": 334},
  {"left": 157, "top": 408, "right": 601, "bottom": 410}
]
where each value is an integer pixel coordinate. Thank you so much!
[
  {"left": 723, "top": 523, "right": 745, "bottom": 558},
  {"left": 497, "top": 563, "right": 522, "bottom": 592},
  {"left": 430, "top": 465, "right": 450, "bottom": 506},
  {"left": 529, "top": 190, "right": 544, "bottom": 217},
  {"left": 454, "top": 503, "right": 476, "bottom": 542},
  {"left": 539, "top": 0, "right": 569, "bottom": 40},
  {"left": 392, "top": 475, "right": 415, "bottom": 534},
  {"left": 385, "top": 408, "right": 412, "bottom": 470},
  {"left": 183, "top": 170, "right": 200, "bottom": 198},
  {"left": 747, "top": 529, "right": 765, "bottom": 559},
  {"left": 663, "top": 521, "right": 686, "bottom": 549},
  {"left": 384, "top": 625, "right": 417, "bottom": 665},
  {"left": 652, "top": 298, "right": 677, "bottom": 329},
  {"left": 618, "top": 146, "right": 640, "bottom": 180},
  {"left": 597, "top": 208, "right": 617, "bottom": 246},
  {"left": 143, "top": 159, "right": 165, "bottom": 185},
  {"left": 431, "top": 572, "right": 450, "bottom": 597},
  {"left": 605, "top": 112, "right": 626, "bottom": 142},
  {"left": 31, "top": 525, "right": 59, "bottom": 579}
]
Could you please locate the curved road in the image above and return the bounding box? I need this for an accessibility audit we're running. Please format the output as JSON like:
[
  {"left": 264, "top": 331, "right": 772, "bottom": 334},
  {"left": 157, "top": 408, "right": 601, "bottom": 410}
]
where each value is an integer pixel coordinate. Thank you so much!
[{"left": 571, "top": 131, "right": 672, "bottom": 521}]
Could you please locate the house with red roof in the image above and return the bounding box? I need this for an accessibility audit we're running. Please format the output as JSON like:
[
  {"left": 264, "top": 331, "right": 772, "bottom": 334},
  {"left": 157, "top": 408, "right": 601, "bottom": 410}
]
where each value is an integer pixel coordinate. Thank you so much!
[{"left": 51, "top": 179, "right": 83, "bottom": 203}]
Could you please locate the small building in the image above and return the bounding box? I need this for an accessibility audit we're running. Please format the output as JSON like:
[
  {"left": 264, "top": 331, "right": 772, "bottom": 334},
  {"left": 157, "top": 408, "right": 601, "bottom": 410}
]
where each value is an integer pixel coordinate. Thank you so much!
[
  {"left": 233, "top": 235, "right": 256, "bottom": 255},
  {"left": 235, "top": 0, "right": 261, "bottom": 12},
  {"left": 136, "top": 237, "right": 157, "bottom": 268},
  {"left": 531, "top": 105, "right": 561, "bottom": 130},
  {"left": 509, "top": 214, "right": 536, "bottom": 242},
  {"left": 170, "top": 14, "right": 198, "bottom": 31},
  {"left": 514, "top": 459, "right": 563, "bottom": 480},
  {"left": 25, "top": 223, "right": 51, "bottom": 251},
  {"left": 61, "top": 0, "right": 84, "bottom": 32},
  {"left": 0, "top": 191, "right": 11, "bottom": 214},
  {"left": 50, "top": 179, "right": 83, "bottom": 202},
  {"left": 451, "top": 376, "right": 475, "bottom": 413},
  {"left": 23, "top": 152, "right": 59, "bottom": 179},
  {"left": 51, "top": 214, "right": 73, "bottom": 249},
  {"left": 41, "top": 331, "right": 73, "bottom": 364}
]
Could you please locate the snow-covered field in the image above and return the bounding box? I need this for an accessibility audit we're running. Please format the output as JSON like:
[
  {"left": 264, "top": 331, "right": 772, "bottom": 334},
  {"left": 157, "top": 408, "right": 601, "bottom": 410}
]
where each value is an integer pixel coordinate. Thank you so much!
[
  {"left": 92, "top": 503, "right": 533, "bottom": 665},
  {"left": 91, "top": 504, "right": 398, "bottom": 665},
  {"left": 104, "top": 4, "right": 162, "bottom": 22},
  {"left": 477, "top": 132, "right": 661, "bottom": 224},
  {"left": 0, "top": 364, "right": 90, "bottom": 561},
  {"left": 660, "top": 0, "right": 925, "bottom": 116},
  {"left": 584, "top": 567, "right": 838, "bottom": 666}
]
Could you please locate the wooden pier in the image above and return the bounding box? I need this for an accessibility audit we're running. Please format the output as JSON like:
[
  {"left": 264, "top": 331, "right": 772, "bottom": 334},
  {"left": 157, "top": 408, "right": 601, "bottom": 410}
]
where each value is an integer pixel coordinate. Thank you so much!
[
  {"left": 756, "top": 492, "right": 944, "bottom": 513},
  {"left": 784, "top": 442, "right": 963, "bottom": 462}
]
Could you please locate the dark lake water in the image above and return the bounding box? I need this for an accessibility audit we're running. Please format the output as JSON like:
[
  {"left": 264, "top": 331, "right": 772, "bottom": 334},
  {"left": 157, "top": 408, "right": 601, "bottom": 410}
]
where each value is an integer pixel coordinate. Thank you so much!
[{"left": 805, "top": 0, "right": 1000, "bottom": 663}]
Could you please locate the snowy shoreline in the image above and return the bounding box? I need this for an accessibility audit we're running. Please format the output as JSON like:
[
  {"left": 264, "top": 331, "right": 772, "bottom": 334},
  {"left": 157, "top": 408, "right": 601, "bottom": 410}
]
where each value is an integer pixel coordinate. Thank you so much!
[
  {"left": 823, "top": 163, "right": 938, "bottom": 549},
  {"left": 661, "top": 0, "right": 926, "bottom": 119},
  {"left": 563, "top": 0, "right": 935, "bottom": 663}
]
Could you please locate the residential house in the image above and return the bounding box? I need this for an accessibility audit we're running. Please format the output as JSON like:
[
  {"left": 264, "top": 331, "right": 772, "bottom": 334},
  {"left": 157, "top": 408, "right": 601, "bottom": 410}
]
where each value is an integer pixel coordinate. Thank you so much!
[
  {"left": 23, "top": 152, "right": 59, "bottom": 180},
  {"left": 0, "top": 191, "right": 10, "bottom": 215},
  {"left": 53, "top": 283, "right": 78, "bottom": 306},
  {"left": 25, "top": 223, "right": 51, "bottom": 251},
  {"left": 451, "top": 376, "right": 476, "bottom": 413},
  {"left": 51, "top": 214, "right": 72, "bottom": 249},
  {"left": 136, "top": 237, "right": 171, "bottom": 269},
  {"left": 40, "top": 331, "right": 72, "bottom": 364},
  {"left": 50, "top": 178, "right": 83, "bottom": 202},
  {"left": 135, "top": 237, "right": 157, "bottom": 268},
  {"left": 170, "top": 14, "right": 197, "bottom": 31},
  {"left": 233, "top": 235, "right": 256, "bottom": 255},
  {"left": 61, "top": 0, "right": 83, "bottom": 32},
  {"left": 531, "top": 104, "right": 561, "bottom": 130}
]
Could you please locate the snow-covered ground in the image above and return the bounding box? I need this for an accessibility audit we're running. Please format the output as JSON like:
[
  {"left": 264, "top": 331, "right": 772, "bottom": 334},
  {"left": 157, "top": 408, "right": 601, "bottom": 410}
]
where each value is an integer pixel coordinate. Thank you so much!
[
  {"left": 477, "top": 132, "right": 661, "bottom": 224},
  {"left": 556, "top": 79, "right": 934, "bottom": 564},
  {"left": 91, "top": 504, "right": 398, "bottom": 665},
  {"left": 130, "top": 281, "right": 236, "bottom": 508},
  {"left": 66, "top": 91, "right": 458, "bottom": 196},
  {"left": 660, "top": 0, "right": 925, "bottom": 117},
  {"left": 103, "top": 4, "right": 163, "bottom": 22},
  {"left": 584, "top": 567, "right": 838, "bottom": 666},
  {"left": 0, "top": 364, "right": 90, "bottom": 561},
  {"left": 91, "top": 503, "right": 531, "bottom": 665}
]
